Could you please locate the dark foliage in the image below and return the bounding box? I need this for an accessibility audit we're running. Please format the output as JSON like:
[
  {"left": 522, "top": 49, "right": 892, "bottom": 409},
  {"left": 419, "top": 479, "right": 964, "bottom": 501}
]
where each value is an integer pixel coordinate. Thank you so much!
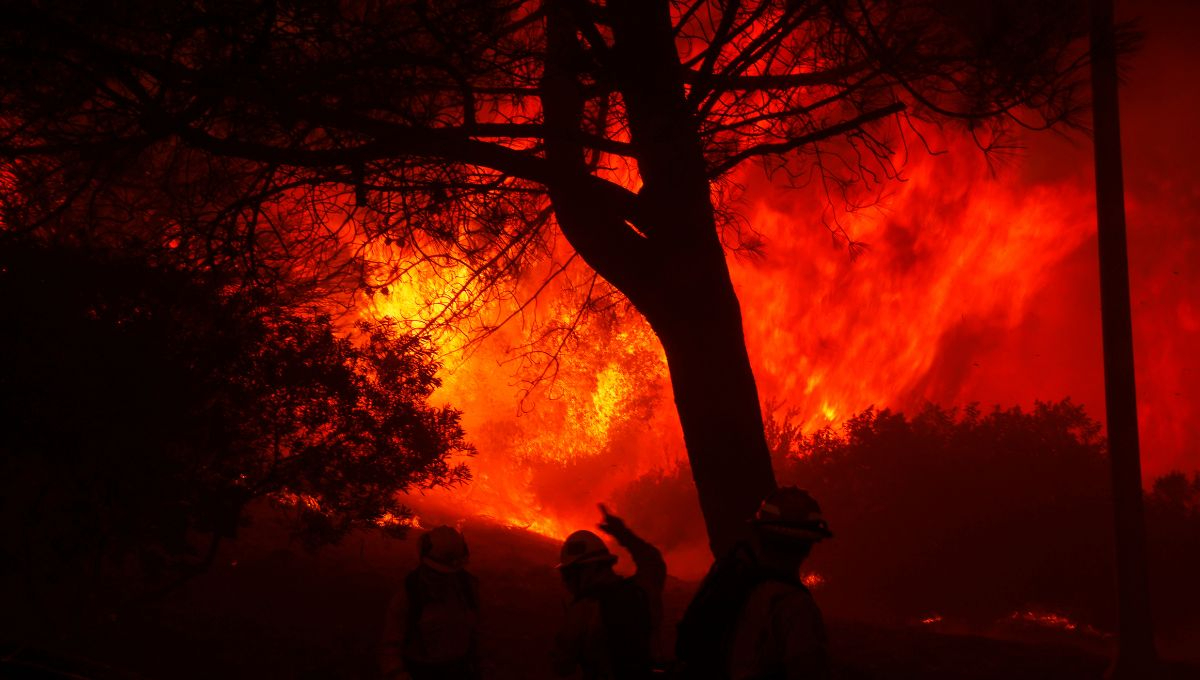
[
  {"left": 1144, "top": 471, "right": 1200, "bottom": 635},
  {"left": 619, "top": 400, "right": 1200, "bottom": 635},
  {"left": 778, "top": 401, "right": 1115, "bottom": 626},
  {"left": 0, "top": 239, "right": 472, "bottom": 608}
]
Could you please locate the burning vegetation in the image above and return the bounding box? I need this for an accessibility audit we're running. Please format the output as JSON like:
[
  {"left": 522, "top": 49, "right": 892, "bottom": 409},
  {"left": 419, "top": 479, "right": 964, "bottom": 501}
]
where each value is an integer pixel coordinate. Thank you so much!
[{"left": 1, "top": 0, "right": 1198, "bottom": 676}]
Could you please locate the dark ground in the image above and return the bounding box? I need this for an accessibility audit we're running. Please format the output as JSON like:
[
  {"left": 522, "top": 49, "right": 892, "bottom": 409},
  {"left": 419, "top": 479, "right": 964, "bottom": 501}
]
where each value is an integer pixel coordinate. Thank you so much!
[{"left": 3, "top": 514, "right": 1198, "bottom": 680}]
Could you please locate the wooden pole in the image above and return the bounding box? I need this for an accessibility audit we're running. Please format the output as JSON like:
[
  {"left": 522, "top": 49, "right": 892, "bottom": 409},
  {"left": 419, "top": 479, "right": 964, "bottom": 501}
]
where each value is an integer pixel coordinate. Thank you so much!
[{"left": 1089, "top": 0, "right": 1160, "bottom": 676}]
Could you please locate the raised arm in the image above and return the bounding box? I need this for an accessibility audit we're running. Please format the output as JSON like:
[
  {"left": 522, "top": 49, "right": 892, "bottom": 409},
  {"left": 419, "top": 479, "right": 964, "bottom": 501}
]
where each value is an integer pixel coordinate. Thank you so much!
[{"left": 597, "top": 504, "right": 666, "bottom": 596}]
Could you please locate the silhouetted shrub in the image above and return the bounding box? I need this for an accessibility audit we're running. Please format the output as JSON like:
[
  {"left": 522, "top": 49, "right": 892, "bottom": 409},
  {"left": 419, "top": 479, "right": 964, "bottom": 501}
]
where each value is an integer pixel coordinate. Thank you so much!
[
  {"left": 777, "top": 402, "right": 1115, "bottom": 627},
  {"left": 0, "top": 239, "right": 472, "bottom": 607},
  {"left": 1145, "top": 471, "right": 1200, "bottom": 634},
  {"left": 617, "top": 401, "right": 1200, "bottom": 636}
]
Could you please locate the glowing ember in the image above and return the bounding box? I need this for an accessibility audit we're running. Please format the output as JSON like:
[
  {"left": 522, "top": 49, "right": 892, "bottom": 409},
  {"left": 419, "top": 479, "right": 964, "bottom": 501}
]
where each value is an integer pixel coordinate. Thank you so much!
[
  {"left": 1009, "top": 610, "right": 1078, "bottom": 631},
  {"left": 1001, "top": 610, "right": 1114, "bottom": 640},
  {"left": 375, "top": 512, "right": 422, "bottom": 530}
]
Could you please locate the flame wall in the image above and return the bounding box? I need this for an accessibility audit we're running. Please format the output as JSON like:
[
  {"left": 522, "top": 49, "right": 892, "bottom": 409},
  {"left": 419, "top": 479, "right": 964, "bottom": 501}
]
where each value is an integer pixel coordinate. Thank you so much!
[{"left": 368, "top": 0, "right": 1198, "bottom": 577}]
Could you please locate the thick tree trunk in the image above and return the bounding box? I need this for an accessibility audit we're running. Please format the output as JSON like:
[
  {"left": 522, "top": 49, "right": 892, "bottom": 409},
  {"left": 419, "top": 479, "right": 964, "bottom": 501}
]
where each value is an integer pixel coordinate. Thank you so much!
[
  {"left": 541, "top": 0, "right": 778, "bottom": 556},
  {"left": 609, "top": 0, "right": 777, "bottom": 556},
  {"left": 639, "top": 236, "right": 779, "bottom": 557}
]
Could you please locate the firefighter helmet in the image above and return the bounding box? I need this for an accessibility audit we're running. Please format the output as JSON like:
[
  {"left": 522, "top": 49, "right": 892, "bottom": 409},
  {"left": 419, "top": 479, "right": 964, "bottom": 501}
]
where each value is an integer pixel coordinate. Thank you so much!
[
  {"left": 419, "top": 525, "right": 470, "bottom": 572},
  {"left": 751, "top": 487, "right": 833, "bottom": 541},
  {"left": 557, "top": 530, "right": 618, "bottom": 569}
]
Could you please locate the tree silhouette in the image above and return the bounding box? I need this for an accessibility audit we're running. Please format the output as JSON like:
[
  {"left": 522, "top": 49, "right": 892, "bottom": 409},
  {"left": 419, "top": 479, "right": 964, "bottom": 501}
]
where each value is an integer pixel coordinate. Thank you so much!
[
  {"left": 1, "top": 0, "right": 1091, "bottom": 554},
  {"left": 0, "top": 238, "right": 471, "bottom": 609}
]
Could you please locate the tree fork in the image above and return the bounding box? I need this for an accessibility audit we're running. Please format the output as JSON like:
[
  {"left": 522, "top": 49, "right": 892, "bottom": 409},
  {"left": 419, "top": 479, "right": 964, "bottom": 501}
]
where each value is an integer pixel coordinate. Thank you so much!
[{"left": 547, "top": 0, "right": 778, "bottom": 555}]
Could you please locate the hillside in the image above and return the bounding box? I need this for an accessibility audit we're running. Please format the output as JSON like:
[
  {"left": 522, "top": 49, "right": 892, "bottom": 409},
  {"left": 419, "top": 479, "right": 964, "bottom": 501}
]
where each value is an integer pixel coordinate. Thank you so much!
[{"left": 3, "top": 512, "right": 1197, "bottom": 679}]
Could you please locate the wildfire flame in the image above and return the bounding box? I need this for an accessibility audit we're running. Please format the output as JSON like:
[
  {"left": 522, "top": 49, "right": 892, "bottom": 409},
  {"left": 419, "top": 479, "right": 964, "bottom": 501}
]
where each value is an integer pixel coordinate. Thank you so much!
[
  {"left": 354, "top": 116, "right": 1194, "bottom": 578},
  {"left": 350, "top": 7, "right": 1199, "bottom": 577}
]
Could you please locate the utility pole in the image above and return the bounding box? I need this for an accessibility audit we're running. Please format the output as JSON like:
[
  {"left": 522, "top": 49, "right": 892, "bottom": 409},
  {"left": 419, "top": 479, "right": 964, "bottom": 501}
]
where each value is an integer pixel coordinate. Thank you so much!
[{"left": 1089, "top": 0, "right": 1160, "bottom": 676}]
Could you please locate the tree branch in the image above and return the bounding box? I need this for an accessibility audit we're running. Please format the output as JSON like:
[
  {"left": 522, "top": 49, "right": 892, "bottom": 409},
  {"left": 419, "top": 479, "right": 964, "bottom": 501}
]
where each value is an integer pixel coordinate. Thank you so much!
[
  {"left": 682, "top": 62, "right": 869, "bottom": 91},
  {"left": 708, "top": 101, "right": 906, "bottom": 177}
]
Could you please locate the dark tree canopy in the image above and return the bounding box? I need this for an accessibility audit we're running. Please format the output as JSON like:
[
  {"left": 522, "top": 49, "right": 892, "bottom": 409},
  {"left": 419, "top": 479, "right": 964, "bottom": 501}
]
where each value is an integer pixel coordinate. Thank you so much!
[
  {"left": 0, "top": 238, "right": 472, "bottom": 603},
  {"left": 0, "top": 0, "right": 1088, "bottom": 268},
  {"left": 0, "top": 0, "right": 1092, "bottom": 553}
]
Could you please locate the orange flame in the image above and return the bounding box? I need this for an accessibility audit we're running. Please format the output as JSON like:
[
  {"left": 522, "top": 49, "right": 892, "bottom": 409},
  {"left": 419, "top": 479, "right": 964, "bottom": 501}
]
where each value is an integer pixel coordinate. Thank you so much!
[
  {"left": 350, "top": 10, "right": 1200, "bottom": 575},
  {"left": 353, "top": 115, "right": 1195, "bottom": 579}
]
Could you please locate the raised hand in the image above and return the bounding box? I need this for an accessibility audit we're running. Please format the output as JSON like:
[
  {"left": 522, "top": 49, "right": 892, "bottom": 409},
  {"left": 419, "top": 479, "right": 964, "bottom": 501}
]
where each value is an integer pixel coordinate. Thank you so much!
[{"left": 597, "top": 503, "right": 628, "bottom": 537}]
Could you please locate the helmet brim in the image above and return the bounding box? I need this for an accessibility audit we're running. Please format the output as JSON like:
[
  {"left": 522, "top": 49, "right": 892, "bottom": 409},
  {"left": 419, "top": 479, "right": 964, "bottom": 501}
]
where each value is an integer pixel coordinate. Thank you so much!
[
  {"left": 556, "top": 553, "right": 618, "bottom": 570},
  {"left": 753, "top": 521, "right": 833, "bottom": 541}
]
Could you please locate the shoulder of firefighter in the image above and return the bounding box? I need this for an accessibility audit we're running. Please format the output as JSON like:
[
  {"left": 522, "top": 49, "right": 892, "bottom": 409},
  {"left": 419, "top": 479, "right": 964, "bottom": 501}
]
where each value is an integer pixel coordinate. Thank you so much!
[
  {"left": 551, "top": 594, "right": 606, "bottom": 677},
  {"left": 379, "top": 568, "right": 480, "bottom": 679},
  {"left": 552, "top": 576, "right": 654, "bottom": 680},
  {"left": 728, "top": 578, "right": 829, "bottom": 680}
]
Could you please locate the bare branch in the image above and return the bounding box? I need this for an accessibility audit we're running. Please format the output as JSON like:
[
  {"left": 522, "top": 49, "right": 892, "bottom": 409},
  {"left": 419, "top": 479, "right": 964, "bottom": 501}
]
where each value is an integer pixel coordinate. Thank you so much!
[{"left": 709, "top": 101, "right": 906, "bottom": 176}]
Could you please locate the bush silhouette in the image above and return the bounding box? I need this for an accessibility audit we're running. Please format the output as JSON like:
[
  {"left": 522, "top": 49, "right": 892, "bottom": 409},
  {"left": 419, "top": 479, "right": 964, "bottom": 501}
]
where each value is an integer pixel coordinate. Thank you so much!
[{"left": 0, "top": 239, "right": 472, "bottom": 611}]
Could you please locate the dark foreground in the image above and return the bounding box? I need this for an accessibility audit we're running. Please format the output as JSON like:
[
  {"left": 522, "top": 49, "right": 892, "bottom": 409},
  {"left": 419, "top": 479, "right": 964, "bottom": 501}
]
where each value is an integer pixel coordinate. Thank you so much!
[{"left": 4, "top": 515, "right": 1197, "bottom": 680}]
